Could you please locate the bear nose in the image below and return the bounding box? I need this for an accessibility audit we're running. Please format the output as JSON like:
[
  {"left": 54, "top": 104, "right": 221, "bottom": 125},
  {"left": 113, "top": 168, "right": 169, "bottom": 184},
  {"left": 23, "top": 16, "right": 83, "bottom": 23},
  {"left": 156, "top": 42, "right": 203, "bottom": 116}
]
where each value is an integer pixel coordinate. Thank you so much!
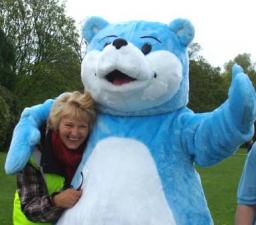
[{"left": 112, "top": 38, "right": 128, "bottom": 49}]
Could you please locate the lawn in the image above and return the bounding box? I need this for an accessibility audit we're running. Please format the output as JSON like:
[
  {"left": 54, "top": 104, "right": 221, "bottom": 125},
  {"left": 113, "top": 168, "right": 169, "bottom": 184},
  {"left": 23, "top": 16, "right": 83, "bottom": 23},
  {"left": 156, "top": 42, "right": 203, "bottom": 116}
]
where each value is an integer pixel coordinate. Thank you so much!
[
  {"left": 197, "top": 149, "right": 247, "bottom": 225},
  {"left": 0, "top": 152, "right": 16, "bottom": 225},
  {"left": 0, "top": 150, "right": 247, "bottom": 225}
]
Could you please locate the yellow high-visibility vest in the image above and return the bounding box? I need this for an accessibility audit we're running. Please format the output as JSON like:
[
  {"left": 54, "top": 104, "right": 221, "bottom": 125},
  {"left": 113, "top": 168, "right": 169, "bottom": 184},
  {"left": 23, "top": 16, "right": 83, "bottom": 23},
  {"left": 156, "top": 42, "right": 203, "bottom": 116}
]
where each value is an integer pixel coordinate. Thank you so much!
[{"left": 13, "top": 151, "right": 65, "bottom": 225}]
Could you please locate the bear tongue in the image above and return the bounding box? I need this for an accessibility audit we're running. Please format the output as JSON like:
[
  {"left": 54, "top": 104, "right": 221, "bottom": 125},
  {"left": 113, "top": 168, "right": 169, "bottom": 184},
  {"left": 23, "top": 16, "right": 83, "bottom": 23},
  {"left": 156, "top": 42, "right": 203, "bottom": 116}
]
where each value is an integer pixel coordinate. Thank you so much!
[{"left": 112, "top": 77, "right": 134, "bottom": 85}]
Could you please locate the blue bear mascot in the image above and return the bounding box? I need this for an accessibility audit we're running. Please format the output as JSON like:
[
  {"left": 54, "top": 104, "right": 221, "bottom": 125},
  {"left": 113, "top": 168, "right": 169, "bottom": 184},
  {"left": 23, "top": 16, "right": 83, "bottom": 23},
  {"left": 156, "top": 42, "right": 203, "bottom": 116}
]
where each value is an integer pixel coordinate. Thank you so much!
[{"left": 5, "top": 17, "right": 256, "bottom": 225}]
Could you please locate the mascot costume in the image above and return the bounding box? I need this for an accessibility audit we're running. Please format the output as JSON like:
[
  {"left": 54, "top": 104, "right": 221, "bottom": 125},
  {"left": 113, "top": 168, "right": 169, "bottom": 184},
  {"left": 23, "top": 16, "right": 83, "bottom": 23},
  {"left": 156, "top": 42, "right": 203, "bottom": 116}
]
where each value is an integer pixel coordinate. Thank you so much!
[{"left": 5, "top": 17, "right": 256, "bottom": 225}]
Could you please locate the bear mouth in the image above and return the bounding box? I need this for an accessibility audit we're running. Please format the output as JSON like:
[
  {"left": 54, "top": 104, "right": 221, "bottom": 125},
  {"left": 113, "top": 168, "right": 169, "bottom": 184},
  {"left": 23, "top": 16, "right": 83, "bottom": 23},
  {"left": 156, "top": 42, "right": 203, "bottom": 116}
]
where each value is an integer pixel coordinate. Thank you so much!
[{"left": 105, "top": 70, "right": 136, "bottom": 85}]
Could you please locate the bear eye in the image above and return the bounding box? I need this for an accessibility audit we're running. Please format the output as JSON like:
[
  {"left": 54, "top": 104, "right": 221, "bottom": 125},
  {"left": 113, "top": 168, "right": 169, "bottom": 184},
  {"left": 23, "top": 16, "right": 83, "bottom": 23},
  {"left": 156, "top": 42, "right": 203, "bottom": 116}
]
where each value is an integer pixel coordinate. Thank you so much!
[
  {"left": 103, "top": 42, "right": 111, "bottom": 48},
  {"left": 141, "top": 43, "right": 152, "bottom": 55}
]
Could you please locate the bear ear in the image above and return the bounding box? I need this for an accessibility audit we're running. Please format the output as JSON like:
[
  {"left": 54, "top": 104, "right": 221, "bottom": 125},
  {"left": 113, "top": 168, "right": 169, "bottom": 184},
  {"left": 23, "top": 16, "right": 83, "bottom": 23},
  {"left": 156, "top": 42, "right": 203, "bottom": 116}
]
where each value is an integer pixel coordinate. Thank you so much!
[
  {"left": 82, "top": 16, "right": 109, "bottom": 43},
  {"left": 169, "top": 19, "right": 195, "bottom": 47}
]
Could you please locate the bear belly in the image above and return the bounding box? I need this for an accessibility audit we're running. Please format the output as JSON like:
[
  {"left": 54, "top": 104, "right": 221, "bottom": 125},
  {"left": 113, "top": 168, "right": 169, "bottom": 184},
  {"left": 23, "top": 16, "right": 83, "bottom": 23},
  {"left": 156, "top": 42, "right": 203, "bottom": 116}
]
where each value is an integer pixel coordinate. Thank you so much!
[{"left": 57, "top": 137, "right": 176, "bottom": 225}]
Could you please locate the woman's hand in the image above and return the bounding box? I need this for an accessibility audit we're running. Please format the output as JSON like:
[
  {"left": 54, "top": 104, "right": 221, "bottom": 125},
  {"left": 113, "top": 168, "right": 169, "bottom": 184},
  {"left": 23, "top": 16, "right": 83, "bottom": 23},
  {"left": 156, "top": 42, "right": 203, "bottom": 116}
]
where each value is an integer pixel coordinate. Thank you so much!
[{"left": 52, "top": 188, "right": 82, "bottom": 208}]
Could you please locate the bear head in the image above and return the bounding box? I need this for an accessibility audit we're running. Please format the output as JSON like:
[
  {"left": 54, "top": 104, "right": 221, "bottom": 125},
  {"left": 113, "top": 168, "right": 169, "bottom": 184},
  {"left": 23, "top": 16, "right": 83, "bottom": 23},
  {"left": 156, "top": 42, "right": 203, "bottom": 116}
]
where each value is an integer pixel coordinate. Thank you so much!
[{"left": 81, "top": 16, "right": 194, "bottom": 116}]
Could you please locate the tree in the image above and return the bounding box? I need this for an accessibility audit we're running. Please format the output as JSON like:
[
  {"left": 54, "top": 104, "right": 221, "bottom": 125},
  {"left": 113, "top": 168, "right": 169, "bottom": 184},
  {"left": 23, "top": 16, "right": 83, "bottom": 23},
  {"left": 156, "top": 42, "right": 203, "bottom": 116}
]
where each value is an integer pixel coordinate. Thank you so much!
[
  {"left": 189, "top": 58, "right": 227, "bottom": 112},
  {"left": 224, "top": 53, "right": 253, "bottom": 73},
  {"left": 0, "top": 0, "right": 81, "bottom": 74},
  {"left": 15, "top": 60, "right": 83, "bottom": 110},
  {"left": 0, "top": 0, "right": 83, "bottom": 110},
  {"left": 0, "top": 85, "right": 18, "bottom": 151},
  {"left": 0, "top": 95, "right": 11, "bottom": 150},
  {"left": 188, "top": 42, "right": 202, "bottom": 60},
  {"left": 223, "top": 53, "right": 256, "bottom": 87},
  {"left": 0, "top": 28, "right": 17, "bottom": 151},
  {"left": 0, "top": 28, "right": 16, "bottom": 90}
]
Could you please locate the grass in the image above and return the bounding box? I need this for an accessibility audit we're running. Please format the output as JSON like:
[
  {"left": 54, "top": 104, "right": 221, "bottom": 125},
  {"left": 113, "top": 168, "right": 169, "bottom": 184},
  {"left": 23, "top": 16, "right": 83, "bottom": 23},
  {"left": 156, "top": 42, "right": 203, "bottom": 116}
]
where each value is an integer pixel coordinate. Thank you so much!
[
  {"left": 0, "top": 150, "right": 248, "bottom": 225},
  {"left": 197, "top": 149, "right": 247, "bottom": 225},
  {"left": 0, "top": 152, "right": 16, "bottom": 225}
]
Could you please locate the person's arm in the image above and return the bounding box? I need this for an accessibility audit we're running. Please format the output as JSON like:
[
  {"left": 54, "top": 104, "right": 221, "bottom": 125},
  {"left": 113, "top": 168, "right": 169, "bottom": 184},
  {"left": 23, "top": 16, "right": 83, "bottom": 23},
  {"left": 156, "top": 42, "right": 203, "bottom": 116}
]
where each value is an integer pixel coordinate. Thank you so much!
[
  {"left": 17, "top": 163, "right": 82, "bottom": 222},
  {"left": 236, "top": 144, "right": 256, "bottom": 225},
  {"left": 51, "top": 188, "right": 82, "bottom": 208},
  {"left": 17, "top": 163, "right": 64, "bottom": 222},
  {"left": 235, "top": 204, "right": 256, "bottom": 225}
]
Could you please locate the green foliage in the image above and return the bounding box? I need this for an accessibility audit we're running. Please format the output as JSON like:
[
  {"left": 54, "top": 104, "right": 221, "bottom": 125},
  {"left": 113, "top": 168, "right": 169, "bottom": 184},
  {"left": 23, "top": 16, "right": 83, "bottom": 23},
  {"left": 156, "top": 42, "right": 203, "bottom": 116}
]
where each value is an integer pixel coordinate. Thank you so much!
[
  {"left": 0, "top": 0, "right": 82, "bottom": 112},
  {"left": 188, "top": 42, "right": 202, "bottom": 60},
  {"left": 224, "top": 53, "right": 253, "bottom": 73},
  {"left": 0, "top": 28, "right": 16, "bottom": 90},
  {"left": 0, "top": 86, "right": 17, "bottom": 151},
  {"left": 189, "top": 58, "right": 228, "bottom": 112},
  {"left": 188, "top": 46, "right": 256, "bottom": 114},
  {"left": 0, "top": 0, "right": 81, "bottom": 75},
  {"left": 0, "top": 95, "right": 11, "bottom": 151},
  {"left": 0, "top": 28, "right": 17, "bottom": 151},
  {"left": 15, "top": 60, "right": 83, "bottom": 110},
  {"left": 224, "top": 53, "right": 256, "bottom": 87}
]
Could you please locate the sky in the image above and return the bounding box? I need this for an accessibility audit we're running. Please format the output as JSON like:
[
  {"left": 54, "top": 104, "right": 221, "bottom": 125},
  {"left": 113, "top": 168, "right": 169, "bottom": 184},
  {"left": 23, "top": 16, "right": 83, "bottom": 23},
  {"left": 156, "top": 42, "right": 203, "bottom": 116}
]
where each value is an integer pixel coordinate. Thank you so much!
[{"left": 65, "top": 0, "right": 256, "bottom": 69}]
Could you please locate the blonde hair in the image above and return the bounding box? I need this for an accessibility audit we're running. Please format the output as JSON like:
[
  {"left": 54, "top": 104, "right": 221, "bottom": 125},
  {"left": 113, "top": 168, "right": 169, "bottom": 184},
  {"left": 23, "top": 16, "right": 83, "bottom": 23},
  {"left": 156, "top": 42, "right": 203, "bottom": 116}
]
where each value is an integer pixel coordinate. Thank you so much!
[{"left": 47, "top": 91, "right": 96, "bottom": 131}]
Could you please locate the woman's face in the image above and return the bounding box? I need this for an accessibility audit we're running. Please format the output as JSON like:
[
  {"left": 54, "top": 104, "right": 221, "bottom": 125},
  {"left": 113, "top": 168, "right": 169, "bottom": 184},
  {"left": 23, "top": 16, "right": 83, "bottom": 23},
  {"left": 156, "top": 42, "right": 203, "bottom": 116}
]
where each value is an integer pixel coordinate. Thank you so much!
[{"left": 58, "top": 115, "right": 89, "bottom": 150}]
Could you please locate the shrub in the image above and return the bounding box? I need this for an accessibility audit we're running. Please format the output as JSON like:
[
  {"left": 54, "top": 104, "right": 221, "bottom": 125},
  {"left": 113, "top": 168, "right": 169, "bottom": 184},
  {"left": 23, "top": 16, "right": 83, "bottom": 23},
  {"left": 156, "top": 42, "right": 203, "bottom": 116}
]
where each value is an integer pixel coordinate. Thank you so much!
[{"left": 0, "top": 95, "right": 11, "bottom": 151}]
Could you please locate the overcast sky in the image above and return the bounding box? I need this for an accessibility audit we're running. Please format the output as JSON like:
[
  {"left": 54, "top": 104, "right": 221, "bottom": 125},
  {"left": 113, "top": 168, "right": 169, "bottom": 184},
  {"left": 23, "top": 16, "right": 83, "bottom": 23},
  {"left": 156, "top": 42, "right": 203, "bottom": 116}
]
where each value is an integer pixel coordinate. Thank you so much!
[{"left": 65, "top": 0, "right": 256, "bottom": 68}]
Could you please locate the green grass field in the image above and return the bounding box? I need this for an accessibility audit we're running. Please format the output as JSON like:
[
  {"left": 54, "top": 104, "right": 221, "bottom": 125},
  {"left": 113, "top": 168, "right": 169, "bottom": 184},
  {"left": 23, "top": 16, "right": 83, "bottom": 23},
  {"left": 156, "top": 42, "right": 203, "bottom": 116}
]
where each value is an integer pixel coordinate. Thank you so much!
[
  {"left": 0, "top": 152, "right": 16, "bottom": 225},
  {"left": 0, "top": 150, "right": 248, "bottom": 225},
  {"left": 197, "top": 150, "right": 247, "bottom": 225}
]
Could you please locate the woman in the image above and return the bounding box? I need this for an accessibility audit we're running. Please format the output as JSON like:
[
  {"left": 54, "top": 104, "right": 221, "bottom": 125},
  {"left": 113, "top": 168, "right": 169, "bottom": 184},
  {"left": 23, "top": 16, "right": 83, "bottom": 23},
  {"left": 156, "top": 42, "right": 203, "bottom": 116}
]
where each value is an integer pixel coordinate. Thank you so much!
[{"left": 13, "top": 91, "right": 96, "bottom": 225}]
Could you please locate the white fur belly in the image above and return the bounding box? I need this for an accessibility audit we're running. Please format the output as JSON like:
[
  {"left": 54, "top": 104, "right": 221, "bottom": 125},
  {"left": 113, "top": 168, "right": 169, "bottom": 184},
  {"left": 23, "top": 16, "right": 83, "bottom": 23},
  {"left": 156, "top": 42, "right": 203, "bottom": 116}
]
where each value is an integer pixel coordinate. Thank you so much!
[{"left": 57, "top": 137, "right": 176, "bottom": 225}]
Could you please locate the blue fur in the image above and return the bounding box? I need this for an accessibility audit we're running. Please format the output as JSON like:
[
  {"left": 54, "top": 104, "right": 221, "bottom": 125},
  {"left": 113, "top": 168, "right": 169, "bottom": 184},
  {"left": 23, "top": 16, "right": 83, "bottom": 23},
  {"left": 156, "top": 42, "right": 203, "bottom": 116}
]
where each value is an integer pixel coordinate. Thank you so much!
[
  {"left": 5, "top": 17, "right": 256, "bottom": 225},
  {"left": 5, "top": 99, "right": 54, "bottom": 174},
  {"left": 82, "top": 16, "right": 109, "bottom": 43},
  {"left": 71, "top": 103, "right": 254, "bottom": 225},
  {"left": 82, "top": 18, "right": 193, "bottom": 115}
]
